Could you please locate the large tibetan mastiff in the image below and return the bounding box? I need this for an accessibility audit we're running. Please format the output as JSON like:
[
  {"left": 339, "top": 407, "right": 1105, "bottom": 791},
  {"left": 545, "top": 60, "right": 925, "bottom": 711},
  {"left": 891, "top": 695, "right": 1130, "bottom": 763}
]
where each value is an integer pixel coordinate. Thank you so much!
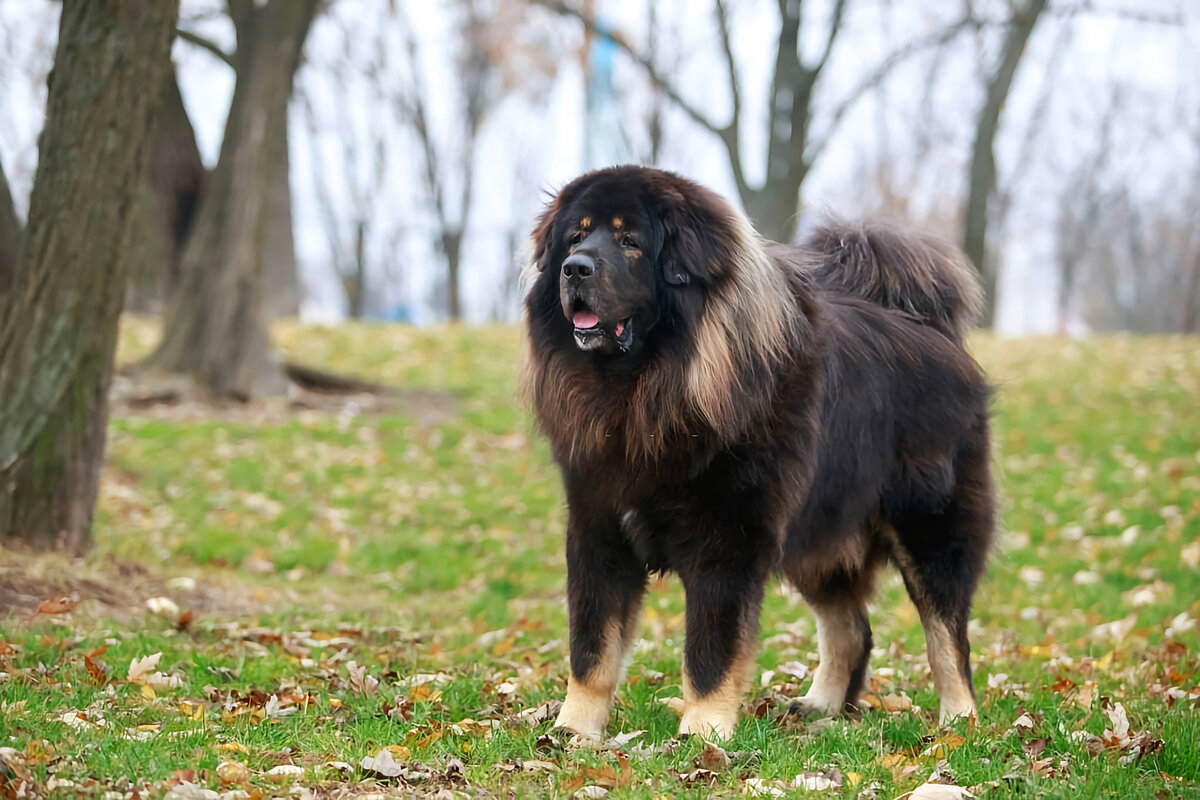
[{"left": 523, "top": 165, "right": 993, "bottom": 740}]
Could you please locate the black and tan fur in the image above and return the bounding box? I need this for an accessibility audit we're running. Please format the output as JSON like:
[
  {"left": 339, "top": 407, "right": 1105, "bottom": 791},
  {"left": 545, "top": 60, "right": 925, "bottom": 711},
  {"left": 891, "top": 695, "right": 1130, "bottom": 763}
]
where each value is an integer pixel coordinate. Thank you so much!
[{"left": 523, "top": 166, "right": 994, "bottom": 740}]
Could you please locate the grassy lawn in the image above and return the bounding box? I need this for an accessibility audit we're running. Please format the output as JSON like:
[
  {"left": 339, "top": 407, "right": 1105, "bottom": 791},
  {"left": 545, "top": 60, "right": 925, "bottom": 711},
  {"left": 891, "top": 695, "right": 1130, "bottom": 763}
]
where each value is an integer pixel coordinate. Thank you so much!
[{"left": 1, "top": 319, "right": 1197, "bottom": 798}]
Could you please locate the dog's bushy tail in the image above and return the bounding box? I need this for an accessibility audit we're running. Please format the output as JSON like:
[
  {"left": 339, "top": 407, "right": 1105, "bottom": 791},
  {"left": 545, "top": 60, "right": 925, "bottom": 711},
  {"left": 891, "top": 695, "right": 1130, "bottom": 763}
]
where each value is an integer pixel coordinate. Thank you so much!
[{"left": 805, "top": 221, "right": 983, "bottom": 343}]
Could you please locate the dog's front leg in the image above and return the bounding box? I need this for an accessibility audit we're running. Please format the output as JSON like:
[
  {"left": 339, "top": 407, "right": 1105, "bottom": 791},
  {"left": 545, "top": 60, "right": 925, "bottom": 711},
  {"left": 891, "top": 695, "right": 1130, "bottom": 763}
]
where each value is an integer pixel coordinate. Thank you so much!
[
  {"left": 555, "top": 506, "right": 646, "bottom": 741},
  {"left": 677, "top": 556, "right": 768, "bottom": 740}
]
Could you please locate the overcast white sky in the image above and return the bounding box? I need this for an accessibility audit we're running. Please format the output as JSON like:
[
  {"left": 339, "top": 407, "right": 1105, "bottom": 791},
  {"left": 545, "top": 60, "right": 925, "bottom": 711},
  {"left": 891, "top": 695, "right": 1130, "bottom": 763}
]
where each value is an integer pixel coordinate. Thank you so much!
[{"left": 1, "top": 0, "right": 1195, "bottom": 332}]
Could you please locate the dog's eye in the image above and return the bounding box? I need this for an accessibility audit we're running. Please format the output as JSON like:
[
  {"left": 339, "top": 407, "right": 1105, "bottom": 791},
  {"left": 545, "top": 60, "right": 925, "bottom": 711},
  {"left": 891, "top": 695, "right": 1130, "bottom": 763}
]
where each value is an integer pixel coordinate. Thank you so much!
[
  {"left": 568, "top": 230, "right": 584, "bottom": 247},
  {"left": 619, "top": 233, "right": 639, "bottom": 249}
]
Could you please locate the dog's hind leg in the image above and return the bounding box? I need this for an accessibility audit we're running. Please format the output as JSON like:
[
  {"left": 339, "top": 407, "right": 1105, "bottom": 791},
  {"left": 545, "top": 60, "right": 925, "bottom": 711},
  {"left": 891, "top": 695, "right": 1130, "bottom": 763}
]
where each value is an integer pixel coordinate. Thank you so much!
[
  {"left": 555, "top": 509, "right": 647, "bottom": 740},
  {"left": 886, "top": 433, "right": 994, "bottom": 723},
  {"left": 786, "top": 555, "right": 883, "bottom": 718}
]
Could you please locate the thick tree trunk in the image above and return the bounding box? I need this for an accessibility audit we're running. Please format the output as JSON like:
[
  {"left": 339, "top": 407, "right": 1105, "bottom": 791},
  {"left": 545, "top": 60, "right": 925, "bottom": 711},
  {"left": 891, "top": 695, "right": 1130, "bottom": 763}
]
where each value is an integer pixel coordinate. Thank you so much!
[
  {"left": 0, "top": 0, "right": 176, "bottom": 552},
  {"left": 963, "top": 0, "right": 1047, "bottom": 327},
  {"left": 156, "top": 72, "right": 207, "bottom": 301},
  {"left": 443, "top": 230, "right": 463, "bottom": 321},
  {"left": 147, "top": 0, "right": 317, "bottom": 398},
  {"left": 264, "top": 114, "right": 299, "bottom": 316},
  {"left": 743, "top": 169, "right": 808, "bottom": 245},
  {"left": 126, "top": 71, "right": 206, "bottom": 313},
  {"left": 0, "top": 159, "right": 20, "bottom": 287},
  {"left": 344, "top": 220, "right": 367, "bottom": 319}
]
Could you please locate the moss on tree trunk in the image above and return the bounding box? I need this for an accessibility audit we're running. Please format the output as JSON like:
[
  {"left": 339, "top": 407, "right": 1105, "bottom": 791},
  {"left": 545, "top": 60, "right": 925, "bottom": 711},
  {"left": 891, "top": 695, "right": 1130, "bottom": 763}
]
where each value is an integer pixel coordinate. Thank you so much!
[{"left": 0, "top": 0, "right": 177, "bottom": 552}]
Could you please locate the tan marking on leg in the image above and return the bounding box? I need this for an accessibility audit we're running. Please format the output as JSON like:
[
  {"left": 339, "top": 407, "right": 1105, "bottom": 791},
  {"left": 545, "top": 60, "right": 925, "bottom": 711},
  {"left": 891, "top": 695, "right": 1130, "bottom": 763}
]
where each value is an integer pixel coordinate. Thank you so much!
[
  {"left": 925, "top": 618, "right": 976, "bottom": 723},
  {"left": 556, "top": 603, "right": 643, "bottom": 739},
  {"left": 679, "top": 644, "right": 753, "bottom": 740},
  {"left": 884, "top": 526, "right": 976, "bottom": 723},
  {"left": 801, "top": 602, "right": 863, "bottom": 714}
]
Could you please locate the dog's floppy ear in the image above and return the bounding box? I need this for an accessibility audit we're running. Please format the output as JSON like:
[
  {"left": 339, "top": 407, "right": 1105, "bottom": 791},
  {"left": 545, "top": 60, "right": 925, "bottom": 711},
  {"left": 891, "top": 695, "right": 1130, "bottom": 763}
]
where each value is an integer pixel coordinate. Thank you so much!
[
  {"left": 530, "top": 179, "right": 585, "bottom": 272},
  {"left": 654, "top": 185, "right": 736, "bottom": 287},
  {"left": 529, "top": 201, "right": 561, "bottom": 273}
]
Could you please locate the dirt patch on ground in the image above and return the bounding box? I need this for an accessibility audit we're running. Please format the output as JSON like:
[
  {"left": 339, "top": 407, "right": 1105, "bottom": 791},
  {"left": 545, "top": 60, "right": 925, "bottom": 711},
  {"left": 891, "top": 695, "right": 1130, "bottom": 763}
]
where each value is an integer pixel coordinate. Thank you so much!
[
  {"left": 109, "top": 371, "right": 459, "bottom": 427},
  {"left": 0, "top": 550, "right": 303, "bottom": 623}
]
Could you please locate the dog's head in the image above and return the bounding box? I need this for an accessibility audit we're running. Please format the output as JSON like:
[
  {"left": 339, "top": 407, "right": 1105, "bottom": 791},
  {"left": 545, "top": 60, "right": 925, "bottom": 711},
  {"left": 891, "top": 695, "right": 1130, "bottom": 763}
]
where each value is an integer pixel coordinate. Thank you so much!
[{"left": 528, "top": 166, "right": 742, "bottom": 357}]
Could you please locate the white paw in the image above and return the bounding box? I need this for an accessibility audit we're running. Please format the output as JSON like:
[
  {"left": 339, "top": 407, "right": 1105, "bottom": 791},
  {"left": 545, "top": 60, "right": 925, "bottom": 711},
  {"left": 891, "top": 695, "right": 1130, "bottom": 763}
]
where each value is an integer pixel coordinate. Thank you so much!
[
  {"left": 937, "top": 701, "right": 977, "bottom": 725},
  {"left": 554, "top": 694, "right": 610, "bottom": 741},
  {"left": 679, "top": 706, "right": 737, "bottom": 740}
]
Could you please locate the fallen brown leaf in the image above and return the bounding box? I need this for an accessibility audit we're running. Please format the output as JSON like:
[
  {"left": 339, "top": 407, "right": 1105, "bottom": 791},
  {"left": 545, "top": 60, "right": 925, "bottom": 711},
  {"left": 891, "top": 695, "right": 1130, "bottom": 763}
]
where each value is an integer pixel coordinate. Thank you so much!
[
  {"left": 35, "top": 596, "right": 77, "bottom": 616},
  {"left": 695, "top": 742, "right": 731, "bottom": 772}
]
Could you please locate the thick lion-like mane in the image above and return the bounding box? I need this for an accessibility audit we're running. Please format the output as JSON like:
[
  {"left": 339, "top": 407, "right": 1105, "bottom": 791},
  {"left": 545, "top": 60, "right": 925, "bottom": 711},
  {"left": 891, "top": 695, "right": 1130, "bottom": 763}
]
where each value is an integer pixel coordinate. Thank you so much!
[{"left": 521, "top": 176, "right": 807, "bottom": 466}]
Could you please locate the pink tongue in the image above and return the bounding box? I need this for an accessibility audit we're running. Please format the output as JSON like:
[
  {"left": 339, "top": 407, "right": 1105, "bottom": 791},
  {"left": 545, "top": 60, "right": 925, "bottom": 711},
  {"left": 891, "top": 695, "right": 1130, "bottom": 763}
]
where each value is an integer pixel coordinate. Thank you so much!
[{"left": 573, "top": 311, "right": 600, "bottom": 329}]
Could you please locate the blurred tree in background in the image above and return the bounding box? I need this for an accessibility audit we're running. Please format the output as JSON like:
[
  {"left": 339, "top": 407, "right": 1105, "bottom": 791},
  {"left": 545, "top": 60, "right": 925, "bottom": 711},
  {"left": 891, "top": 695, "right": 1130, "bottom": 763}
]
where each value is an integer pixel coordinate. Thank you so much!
[
  {"left": 963, "top": 0, "right": 1049, "bottom": 326},
  {"left": 0, "top": 0, "right": 1195, "bottom": 364},
  {"left": 0, "top": 0, "right": 177, "bottom": 552},
  {"left": 143, "top": 0, "right": 321, "bottom": 400}
]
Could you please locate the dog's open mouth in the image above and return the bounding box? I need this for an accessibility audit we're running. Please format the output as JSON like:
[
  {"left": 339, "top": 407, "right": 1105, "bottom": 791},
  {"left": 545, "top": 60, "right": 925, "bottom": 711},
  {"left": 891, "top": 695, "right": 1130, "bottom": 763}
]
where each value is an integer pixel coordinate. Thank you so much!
[{"left": 571, "top": 304, "right": 633, "bottom": 352}]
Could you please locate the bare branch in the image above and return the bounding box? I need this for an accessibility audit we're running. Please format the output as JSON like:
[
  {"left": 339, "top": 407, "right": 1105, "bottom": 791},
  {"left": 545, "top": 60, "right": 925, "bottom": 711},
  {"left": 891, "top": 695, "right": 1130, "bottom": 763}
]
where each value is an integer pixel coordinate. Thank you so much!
[
  {"left": 529, "top": 0, "right": 726, "bottom": 138},
  {"left": 813, "top": 0, "right": 848, "bottom": 74},
  {"left": 995, "top": 12, "right": 1073, "bottom": 223},
  {"left": 807, "top": 16, "right": 977, "bottom": 164},
  {"left": 399, "top": 20, "right": 448, "bottom": 233},
  {"left": 176, "top": 28, "right": 235, "bottom": 68},
  {"left": 713, "top": 0, "right": 747, "bottom": 194},
  {"left": 1055, "top": 0, "right": 1182, "bottom": 26},
  {"left": 714, "top": 0, "right": 741, "bottom": 128}
]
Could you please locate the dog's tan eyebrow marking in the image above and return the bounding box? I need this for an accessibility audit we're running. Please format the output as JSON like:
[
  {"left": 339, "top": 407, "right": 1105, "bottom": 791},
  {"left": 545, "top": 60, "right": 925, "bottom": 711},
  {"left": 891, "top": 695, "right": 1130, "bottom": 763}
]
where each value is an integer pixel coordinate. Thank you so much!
[
  {"left": 580, "top": 216, "right": 592, "bottom": 229},
  {"left": 611, "top": 216, "right": 624, "bottom": 229}
]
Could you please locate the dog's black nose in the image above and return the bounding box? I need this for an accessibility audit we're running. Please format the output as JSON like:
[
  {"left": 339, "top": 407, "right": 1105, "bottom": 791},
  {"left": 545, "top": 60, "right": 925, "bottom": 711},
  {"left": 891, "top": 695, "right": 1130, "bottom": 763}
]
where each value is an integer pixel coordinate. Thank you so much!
[{"left": 562, "top": 253, "right": 596, "bottom": 280}]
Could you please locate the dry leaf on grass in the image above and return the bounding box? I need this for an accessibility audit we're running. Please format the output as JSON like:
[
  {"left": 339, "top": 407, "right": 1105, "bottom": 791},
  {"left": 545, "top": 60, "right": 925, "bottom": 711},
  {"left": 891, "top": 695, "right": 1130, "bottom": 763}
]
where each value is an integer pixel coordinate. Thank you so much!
[
  {"left": 215, "top": 760, "right": 250, "bottom": 784},
  {"left": 166, "top": 782, "right": 220, "bottom": 800},
  {"left": 602, "top": 729, "right": 646, "bottom": 750},
  {"left": 360, "top": 747, "right": 405, "bottom": 778},
  {"left": 792, "top": 767, "right": 843, "bottom": 791},
  {"left": 862, "top": 692, "right": 914, "bottom": 713},
  {"left": 906, "top": 781, "right": 972, "bottom": 799},
  {"left": 128, "top": 652, "right": 163, "bottom": 683},
  {"left": 34, "top": 595, "right": 78, "bottom": 617},
  {"left": 658, "top": 696, "right": 686, "bottom": 715},
  {"left": 695, "top": 742, "right": 732, "bottom": 772},
  {"left": 743, "top": 777, "right": 787, "bottom": 797},
  {"left": 146, "top": 672, "right": 183, "bottom": 691},
  {"left": 264, "top": 764, "right": 304, "bottom": 781},
  {"left": 574, "top": 788, "right": 609, "bottom": 798},
  {"left": 146, "top": 596, "right": 181, "bottom": 618},
  {"left": 518, "top": 699, "right": 561, "bottom": 725}
]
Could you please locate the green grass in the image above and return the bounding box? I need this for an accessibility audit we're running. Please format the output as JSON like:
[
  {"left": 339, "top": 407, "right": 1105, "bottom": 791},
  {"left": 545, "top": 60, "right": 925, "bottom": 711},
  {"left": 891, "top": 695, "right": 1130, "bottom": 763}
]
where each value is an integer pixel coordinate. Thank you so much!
[{"left": 1, "top": 321, "right": 1197, "bottom": 798}]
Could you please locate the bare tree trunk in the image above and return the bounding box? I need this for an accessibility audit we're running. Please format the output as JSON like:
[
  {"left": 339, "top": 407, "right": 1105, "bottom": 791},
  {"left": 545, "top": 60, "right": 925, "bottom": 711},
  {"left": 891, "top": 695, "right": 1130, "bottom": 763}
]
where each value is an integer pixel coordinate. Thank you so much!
[
  {"left": 443, "top": 230, "right": 463, "bottom": 322},
  {"left": 963, "top": 0, "right": 1047, "bottom": 327},
  {"left": 347, "top": 220, "right": 367, "bottom": 319},
  {"left": 147, "top": 0, "right": 317, "bottom": 399},
  {"left": 0, "top": 0, "right": 176, "bottom": 552},
  {"left": 154, "top": 72, "right": 207, "bottom": 301},
  {"left": 1182, "top": 250, "right": 1200, "bottom": 334},
  {"left": 537, "top": 0, "right": 849, "bottom": 246},
  {"left": 127, "top": 70, "right": 207, "bottom": 313},
  {"left": 0, "top": 159, "right": 20, "bottom": 288},
  {"left": 264, "top": 115, "right": 299, "bottom": 316}
]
